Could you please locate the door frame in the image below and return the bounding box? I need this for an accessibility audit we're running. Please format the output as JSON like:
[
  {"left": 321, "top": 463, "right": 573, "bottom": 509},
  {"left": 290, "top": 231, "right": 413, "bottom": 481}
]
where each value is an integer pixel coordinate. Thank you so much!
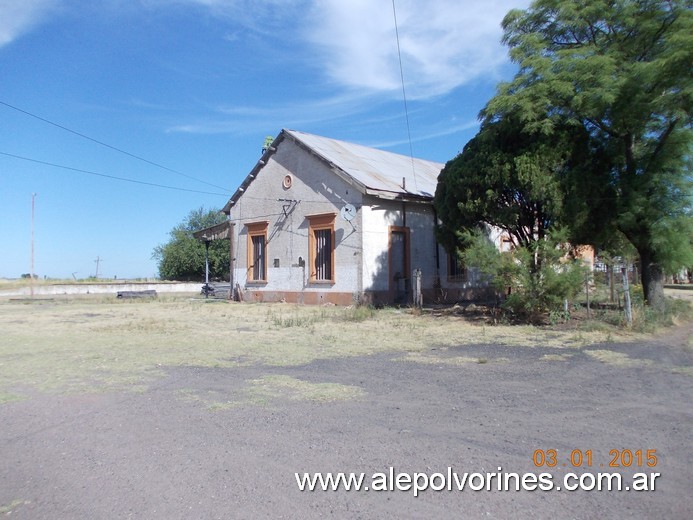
[{"left": 388, "top": 226, "right": 411, "bottom": 303}]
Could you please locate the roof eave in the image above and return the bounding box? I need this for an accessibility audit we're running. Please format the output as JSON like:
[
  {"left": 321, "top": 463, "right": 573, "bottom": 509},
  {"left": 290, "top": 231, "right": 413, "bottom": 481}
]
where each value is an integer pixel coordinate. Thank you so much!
[
  {"left": 222, "top": 131, "right": 286, "bottom": 214},
  {"left": 364, "top": 188, "right": 433, "bottom": 203}
]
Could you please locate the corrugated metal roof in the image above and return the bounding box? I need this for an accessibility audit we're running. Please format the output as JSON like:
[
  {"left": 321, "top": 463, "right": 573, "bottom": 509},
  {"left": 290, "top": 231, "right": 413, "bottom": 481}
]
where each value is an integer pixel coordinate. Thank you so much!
[
  {"left": 285, "top": 130, "right": 443, "bottom": 199},
  {"left": 222, "top": 129, "right": 445, "bottom": 213}
]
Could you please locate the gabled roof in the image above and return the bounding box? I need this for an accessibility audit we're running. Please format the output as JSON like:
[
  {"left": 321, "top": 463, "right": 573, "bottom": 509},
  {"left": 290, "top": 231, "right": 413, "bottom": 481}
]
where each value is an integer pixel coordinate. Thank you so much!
[{"left": 222, "top": 129, "right": 444, "bottom": 213}]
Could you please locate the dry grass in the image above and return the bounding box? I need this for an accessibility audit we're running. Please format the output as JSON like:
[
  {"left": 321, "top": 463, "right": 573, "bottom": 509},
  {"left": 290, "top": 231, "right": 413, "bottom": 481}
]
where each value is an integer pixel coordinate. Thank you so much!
[
  {"left": 671, "top": 366, "right": 693, "bottom": 377},
  {"left": 246, "top": 375, "right": 365, "bottom": 404},
  {"left": 175, "top": 375, "right": 364, "bottom": 410},
  {"left": 0, "top": 499, "right": 28, "bottom": 515},
  {"left": 584, "top": 349, "right": 653, "bottom": 368},
  {"left": 0, "top": 297, "right": 653, "bottom": 399},
  {"left": 398, "top": 351, "right": 508, "bottom": 365},
  {"left": 540, "top": 353, "right": 576, "bottom": 362}
]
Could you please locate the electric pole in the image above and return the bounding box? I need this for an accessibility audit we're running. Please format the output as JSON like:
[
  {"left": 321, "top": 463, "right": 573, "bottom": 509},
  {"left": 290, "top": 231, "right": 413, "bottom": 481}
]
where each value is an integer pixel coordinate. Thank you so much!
[
  {"left": 94, "top": 256, "right": 102, "bottom": 279},
  {"left": 30, "top": 193, "right": 36, "bottom": 297}
]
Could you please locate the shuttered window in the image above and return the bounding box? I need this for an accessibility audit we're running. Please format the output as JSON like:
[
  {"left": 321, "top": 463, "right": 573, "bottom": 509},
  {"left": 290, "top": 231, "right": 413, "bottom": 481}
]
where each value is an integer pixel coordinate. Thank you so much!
[
  {"left": 246, "top": 222, "right": 268, "bottom": 283},
  {"left": 314, "top": 229, "right": 332, "bottom": 281},
  {"left": 252, "top": 235, "right": 266, "bottom": 281},
  {"left": 308, "top": 214, "right": 336, "bottom": 283}
]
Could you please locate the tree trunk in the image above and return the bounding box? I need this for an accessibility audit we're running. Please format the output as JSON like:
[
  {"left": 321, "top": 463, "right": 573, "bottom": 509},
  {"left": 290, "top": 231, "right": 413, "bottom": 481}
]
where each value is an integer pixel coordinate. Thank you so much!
[{"left": 639, "top": 248, "right": 665, "bottom": 312}]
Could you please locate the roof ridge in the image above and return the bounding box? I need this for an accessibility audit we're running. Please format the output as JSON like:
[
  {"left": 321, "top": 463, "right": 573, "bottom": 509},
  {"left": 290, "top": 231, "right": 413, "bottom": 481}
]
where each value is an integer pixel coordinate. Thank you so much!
[{"left": 284, "top": 129, "right": 444, "bottom": 167}]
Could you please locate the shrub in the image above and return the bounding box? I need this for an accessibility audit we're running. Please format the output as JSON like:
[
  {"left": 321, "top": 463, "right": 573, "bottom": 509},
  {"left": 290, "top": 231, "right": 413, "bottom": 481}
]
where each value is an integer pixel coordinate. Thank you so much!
[{"left": 462, "top": 228, "right": 588, "bottom": 322}]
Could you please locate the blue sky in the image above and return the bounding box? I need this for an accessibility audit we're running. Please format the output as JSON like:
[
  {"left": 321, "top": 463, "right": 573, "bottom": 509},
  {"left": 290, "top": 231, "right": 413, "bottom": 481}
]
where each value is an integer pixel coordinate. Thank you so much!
[{"left": 0, "top": 0, "right": 529, "bottom": 279}]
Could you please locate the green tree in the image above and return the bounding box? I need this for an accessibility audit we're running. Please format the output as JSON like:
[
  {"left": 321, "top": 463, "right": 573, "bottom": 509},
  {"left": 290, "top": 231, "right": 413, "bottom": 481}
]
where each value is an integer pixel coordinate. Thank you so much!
[
  {"left": 434, "top": 114, "right": 607, "bottom": 265},
  {"left": 152, "top": 207, "right": 229, "bottom": 281},
  {"left": 485, "top": 0, "right": 693, "bottom": 311},
  {"left": 434, "top": 116, "right": 593, "bottom": 321}
]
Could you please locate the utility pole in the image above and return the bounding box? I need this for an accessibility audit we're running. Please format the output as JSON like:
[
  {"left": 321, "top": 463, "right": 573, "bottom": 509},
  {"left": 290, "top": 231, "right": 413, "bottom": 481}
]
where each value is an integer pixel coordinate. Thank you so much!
[
  {"left": 94, "top": 256, "right": 102, "bottom": 279},
  {"left": 30, "top": 193, "right": 36, "bottom": 297}
]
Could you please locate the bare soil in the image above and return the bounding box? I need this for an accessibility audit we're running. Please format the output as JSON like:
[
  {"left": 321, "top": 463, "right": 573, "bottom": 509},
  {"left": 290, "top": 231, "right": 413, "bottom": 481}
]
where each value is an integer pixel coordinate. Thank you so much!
[{"left": 0, "top": 302, "right": 691, "bottom": 519}]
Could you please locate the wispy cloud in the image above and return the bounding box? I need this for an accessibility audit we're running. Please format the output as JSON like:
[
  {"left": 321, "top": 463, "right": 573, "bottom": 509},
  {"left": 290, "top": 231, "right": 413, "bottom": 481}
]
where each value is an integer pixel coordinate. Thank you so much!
[
  {"left": 305, "top": 0, "right": 529, "bottom": 99},
  {"left": 0, "top": 0, "right": 58, "bottom": 47},
  {"left": 170, "top": 0, "right": 529, "bottom": 99},
  {"left": 165, "top": 91, "right": 381, "bottom": 135},
  {"left": 165, "top": 0, "right": 529, "bottom": 136},
  {"left": 368, "top": 119, "right": 480, "bottom": 150},
  {"left": 162, "top": 0, "right": 308, "bottom": 36}
]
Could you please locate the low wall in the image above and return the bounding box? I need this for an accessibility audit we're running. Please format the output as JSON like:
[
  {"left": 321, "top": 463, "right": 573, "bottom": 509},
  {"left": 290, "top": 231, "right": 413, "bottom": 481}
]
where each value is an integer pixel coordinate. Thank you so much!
[{"left": 0, "top": 282, "right": 203, "bottom": 297}]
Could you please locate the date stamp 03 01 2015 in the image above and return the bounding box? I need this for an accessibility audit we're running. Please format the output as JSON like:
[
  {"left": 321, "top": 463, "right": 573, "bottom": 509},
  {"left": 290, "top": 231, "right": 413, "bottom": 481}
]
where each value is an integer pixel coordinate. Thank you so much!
[{"left": 532, "top": 449, "right": 658, "bottom": 469}]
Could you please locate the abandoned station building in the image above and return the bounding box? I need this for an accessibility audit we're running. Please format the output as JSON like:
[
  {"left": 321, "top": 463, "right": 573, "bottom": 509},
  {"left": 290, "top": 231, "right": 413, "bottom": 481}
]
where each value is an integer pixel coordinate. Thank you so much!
[{"left": 219, "top": 129, "right": 498, "bottom": 305}]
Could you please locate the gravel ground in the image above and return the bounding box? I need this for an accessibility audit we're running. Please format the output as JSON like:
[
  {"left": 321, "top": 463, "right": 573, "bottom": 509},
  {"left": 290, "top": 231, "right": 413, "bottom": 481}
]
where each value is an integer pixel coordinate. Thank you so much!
[{"left": 1, "top": 323, "right": 691, "bottom": 519}]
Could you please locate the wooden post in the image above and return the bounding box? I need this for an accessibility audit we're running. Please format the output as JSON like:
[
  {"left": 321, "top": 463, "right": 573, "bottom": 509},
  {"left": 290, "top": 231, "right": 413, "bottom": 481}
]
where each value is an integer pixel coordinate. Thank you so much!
[
  {"left": 585, "top": 273, "right": 590, "bottom": 318},
  {"left": 622, "top": 267, "right": 632, "bottom": 327},
  {"left": 228, "top": 223, "right": 235, "bottom": 301},
  {"left": 412, "top": 268, "right": 422, "bottom": 308},
  {"left": 30, "top": 193, "right": 35, "bottom": 298}
]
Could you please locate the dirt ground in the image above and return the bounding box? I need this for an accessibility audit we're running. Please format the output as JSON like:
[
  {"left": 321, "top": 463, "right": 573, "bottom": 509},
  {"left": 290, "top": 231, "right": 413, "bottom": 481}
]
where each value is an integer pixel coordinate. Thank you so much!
[{"left": 0, "top": 300, "right": 691, "bottom": 519}]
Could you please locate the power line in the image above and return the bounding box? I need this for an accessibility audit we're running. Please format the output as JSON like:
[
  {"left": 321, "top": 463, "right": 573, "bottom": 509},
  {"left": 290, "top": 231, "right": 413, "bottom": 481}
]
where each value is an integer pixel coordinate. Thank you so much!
[
  {"left": 0, "top": 151, "right": 228, "bottom": 196},
  {"left": 0, "top": 100, "right": 229, "bottom": 192},
  {"left": 391, "top": 0, "right": 419, "bottom": 194}
]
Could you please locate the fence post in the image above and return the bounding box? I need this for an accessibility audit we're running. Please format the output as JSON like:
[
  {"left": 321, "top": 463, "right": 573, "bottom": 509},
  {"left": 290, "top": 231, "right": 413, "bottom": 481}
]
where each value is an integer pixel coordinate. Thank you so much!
[
  {"left": 622, "top": 267, "right": 632, "bottom": 327},
  {"left": 413, "top": 268, "right": 422, "bottom": 308}
]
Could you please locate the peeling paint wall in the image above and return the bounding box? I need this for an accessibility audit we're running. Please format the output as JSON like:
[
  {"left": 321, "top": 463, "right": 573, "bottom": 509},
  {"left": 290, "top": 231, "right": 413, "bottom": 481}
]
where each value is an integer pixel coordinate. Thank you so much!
[
  {"left": 227, "top": 136, "right": 493, "bottom": 305},
  {"left": 228, "top": 137, "right": 363, "bottom": 303}
]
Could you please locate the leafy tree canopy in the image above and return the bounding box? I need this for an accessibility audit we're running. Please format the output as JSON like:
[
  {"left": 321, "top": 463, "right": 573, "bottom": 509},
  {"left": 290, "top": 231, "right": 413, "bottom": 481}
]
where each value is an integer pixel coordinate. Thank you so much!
[
  {"left": 483, "top": 0, "right": 692, "bottom": 310},
  {"left": 434, "top": 114, "right": 612, "bottom": 259},
  {"left": 152, "top": 207, "right": 229, "bottom": 281}
]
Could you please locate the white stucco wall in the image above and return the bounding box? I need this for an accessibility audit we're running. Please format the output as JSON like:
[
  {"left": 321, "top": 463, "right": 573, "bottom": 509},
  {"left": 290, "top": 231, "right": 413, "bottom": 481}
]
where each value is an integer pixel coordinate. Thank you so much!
[
  {"left": 228, "top": 137, "right": 363, "bottom": 301},
  {"left": 361, "top": 197, "right": 442, "bottom": 296},
  {"left": 226, "top": 135, "right": 494, "bottom": 304}
]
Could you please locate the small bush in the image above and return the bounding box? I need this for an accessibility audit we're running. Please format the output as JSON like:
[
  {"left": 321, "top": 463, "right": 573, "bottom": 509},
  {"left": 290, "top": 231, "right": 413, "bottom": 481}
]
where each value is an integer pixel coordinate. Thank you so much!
[
  {"left": 343, "top": 305, "right": 377, "bottom": 322},
  {"left": 631, "top": 297, "right": 693, "bottom": 333},
  {"left": 462, "top": 229, "right": 588, "bottom": 323}
]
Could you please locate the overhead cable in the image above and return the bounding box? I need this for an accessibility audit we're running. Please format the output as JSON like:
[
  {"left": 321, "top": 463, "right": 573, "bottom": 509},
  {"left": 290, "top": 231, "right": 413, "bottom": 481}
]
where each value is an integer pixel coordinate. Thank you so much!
[
  {"left": 0, "top": 100, "right": 229, "bottom": 192},
  {"left": 0, "top": 151, "right": 228, "bottom": 196}
]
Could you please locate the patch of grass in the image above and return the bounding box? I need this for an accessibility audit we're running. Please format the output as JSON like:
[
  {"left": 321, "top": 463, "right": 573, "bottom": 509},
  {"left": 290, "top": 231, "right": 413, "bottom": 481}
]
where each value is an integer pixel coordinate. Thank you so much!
[
  {"left": 540, "top": 353, "right": 575, "bottom": 362},
  {"left": 0, "top": 392, "right": 25, "bottom": 404},
  {"left": 342, "top": 305, "right": 377, "bottom": 322},
  {"left": 246, "top": 375, "right": 364, "bottom": 403},
  {"left": 671, "top": 366, "right": 693, "bottom": 377},
  {"left": 584, "top": 349, "right": 653, "bottom": 368},
  {"left": 630, "top": 298, "right": 693, "bottom": 333},
  {"left": 177, "top": 388, "right": 239, "bottom": 411},
  {"left": 0, "top": 499, "right": 27, "bottom": 515},
  {"left": 0, "top": 299, "right": 649, "bottom": 399},
  {"left": 578, "top": 319, "right": 619, "bottom": 335},
  {"left": 399, "top": 352, "right": 507, "bottom": 365}
]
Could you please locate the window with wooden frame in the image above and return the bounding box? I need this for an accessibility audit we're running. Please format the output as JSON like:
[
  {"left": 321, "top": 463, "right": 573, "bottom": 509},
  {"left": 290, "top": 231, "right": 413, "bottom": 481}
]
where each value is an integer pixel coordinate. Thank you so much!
[
  {"left": 447, "top": 251, "right": 467, "bottom": 282},
  {"left": 246, "top": 222, "right": 268, "bottom": 283},
  {"left": 307, "top": 213, "right": 336, "bottom": 283}
]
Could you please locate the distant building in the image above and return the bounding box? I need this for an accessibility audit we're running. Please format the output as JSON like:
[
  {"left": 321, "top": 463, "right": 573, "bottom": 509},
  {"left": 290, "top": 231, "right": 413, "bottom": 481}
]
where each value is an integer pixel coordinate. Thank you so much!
[{"left": 220, "top": 129, "right": 496, "bottom": 305}]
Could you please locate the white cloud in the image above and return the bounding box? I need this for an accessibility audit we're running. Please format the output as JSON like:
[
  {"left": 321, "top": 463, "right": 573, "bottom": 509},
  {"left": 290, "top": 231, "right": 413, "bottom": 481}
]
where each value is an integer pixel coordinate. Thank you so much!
[
  {"left": 0, "top": 0, "right": 58, "bottom": 47},
  {"left": 166, "top": 91, "right": 380, "bottom": 135},
  {"left": 161, "top": 0, "right": 308, "bottom": 35},
  {"left": 305, "top": 0, "right": 529, "bottom": 99},
  {"left": 168, "top": 0, "right": 529, "bottom": 99},
  {"left": 154, "top": 0, "right": 532, "bottom": 135}
]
